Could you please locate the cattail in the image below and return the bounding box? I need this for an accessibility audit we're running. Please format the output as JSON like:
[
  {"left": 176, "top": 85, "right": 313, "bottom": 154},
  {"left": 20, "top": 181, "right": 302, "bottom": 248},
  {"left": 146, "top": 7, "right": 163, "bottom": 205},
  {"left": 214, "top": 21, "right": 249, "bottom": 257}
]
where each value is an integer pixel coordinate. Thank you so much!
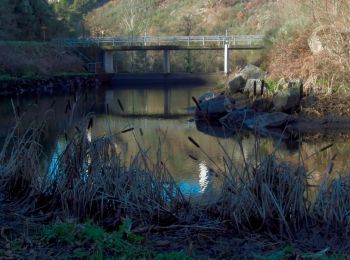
[
  {"left": 16, "top": 106, "right": 20, "bottom": 117},
  {"left": 331, "top": 153, "right": 338, "bottom": 161},
  {"left": 320, "top": 143, "right": 333, "bottom": 152},
  {"left": 188, "top": 154, "right": 198, "bottom": 161},
  {"left": 88, "top": 117, "right": 93, "bottom": 129},
  {"left": 106, "top": 104, "right": 110, "bottom": 115},
  {"left": 192, "top": 97, "right": 201, "bottom": 111},
  {"left": 65, "top": 100, "right": 71, "bottom": 114},
  {"left": 75, "top": 126, "right": 81, "bottom": 133},
  {"left": 188, "top": 136, "right": 200, "bottom": 148},
  {"left": 121, "top": 128, "right": 134, "bottom": 134},
  {"left": 64, "top": 132, "right": 68, "bottom": 142},
  {"left": 49, "top": 100, "right": 56, "bottom": 109},
  {"left": 73, "top": 92, "right": 77, "bottom": 103},
  {"left": 117, "top": 99, "right": 124, "bottom": 112},
  {"left": 139, "top": 128, "right": 144, "bottom": 136}
]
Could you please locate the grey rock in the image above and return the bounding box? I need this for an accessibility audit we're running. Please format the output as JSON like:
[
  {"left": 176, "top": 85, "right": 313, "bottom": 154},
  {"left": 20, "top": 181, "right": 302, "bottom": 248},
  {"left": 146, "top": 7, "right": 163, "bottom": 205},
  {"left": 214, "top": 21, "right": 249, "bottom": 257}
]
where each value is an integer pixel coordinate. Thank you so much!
[
  {"left": 228, "top": 75, "right": 246, "bottom": 93},
  {"left": 196, "top": 95, "right": 235, "bottom": 120},
  {"left": 272, "top": 79, "right": 303, "bottom": 113},
  {"left": 239, "top": 64, "right": 267, "bottom": 80},
  {"left": 308, "top": 28, "right": 324, "bottom": 54},
  {"left": 244, "top": 79, "right": 265, "bottom": 97},
  {"left": 219, "top": 109, "right": 255, "bottom": 128},
  {"left": 244, "top": 112, "right": 291, "bottom": 129},
  {"left": 198, "top": 91, "right": 217, "bottom": 103}
]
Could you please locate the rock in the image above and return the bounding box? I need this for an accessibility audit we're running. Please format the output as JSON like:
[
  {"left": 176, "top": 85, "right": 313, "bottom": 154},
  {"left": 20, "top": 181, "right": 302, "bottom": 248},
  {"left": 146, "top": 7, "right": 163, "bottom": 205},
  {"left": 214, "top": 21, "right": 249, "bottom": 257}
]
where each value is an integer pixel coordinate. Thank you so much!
[
  {"left": 239, "top": 64, "right": 267, "bottom": 80},
  {"left": 308, "top": 28, "right": 324, "bottom": 54},
  {"left": 227, "top": 64, "right": 267, "bottom": 93},
  {"left": 244, "top": 112, "right": 291, "bottom": 129},
  {"left": 273, "top": 80, "right": 303, "bottom": 113},
  {"left": 219, "top": 109, "right": 255, "bottom": 128},
  {"left": 228, "top": 75, "right": 246, "bottom": 93},
  {"left": 198, "top": 91, "right": 217, "bottom": 103},
  {"left": 196, "top": 95, "right": 235, "bottom": 120},
  {"left": 243, "top": 79, "right": 265, "bottom": 97}
]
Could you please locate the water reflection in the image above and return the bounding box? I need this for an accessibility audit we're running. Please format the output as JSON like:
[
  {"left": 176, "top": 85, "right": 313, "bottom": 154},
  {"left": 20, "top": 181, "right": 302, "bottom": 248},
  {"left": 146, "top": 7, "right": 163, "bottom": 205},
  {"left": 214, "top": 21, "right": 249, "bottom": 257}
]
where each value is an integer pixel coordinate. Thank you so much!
[{"left": 1, "top": 85, "right": 350, "bottom": 198}]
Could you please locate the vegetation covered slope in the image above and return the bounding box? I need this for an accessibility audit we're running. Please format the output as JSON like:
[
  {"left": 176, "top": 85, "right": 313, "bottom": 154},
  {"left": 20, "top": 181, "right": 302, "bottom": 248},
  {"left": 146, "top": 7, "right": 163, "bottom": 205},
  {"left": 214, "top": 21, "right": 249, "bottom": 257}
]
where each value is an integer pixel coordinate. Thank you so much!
[
  {"left": 78, "top": 0, "right": 350, "bottom": 91},
  {"left": 0, "top": 0, "right": 63, "bottom": 40}
]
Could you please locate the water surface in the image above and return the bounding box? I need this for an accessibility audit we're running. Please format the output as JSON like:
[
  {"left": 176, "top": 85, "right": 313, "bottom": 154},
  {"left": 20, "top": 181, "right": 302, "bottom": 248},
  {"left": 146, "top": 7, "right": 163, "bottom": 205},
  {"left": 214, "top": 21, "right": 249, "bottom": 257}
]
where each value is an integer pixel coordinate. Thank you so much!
[{"left": 1, "top": 84, "right": 350, "bottom": 197}]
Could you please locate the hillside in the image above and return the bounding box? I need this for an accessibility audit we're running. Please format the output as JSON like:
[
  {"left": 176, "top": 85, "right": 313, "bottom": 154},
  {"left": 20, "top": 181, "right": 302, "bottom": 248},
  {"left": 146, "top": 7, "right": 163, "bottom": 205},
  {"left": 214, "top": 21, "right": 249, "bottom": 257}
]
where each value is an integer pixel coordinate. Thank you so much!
[
  {"left": 80, "top": 0, "right": 350, "bottom": 91},
  {"left": 0, "top": 0, "right": 63, "bottom": 40}
]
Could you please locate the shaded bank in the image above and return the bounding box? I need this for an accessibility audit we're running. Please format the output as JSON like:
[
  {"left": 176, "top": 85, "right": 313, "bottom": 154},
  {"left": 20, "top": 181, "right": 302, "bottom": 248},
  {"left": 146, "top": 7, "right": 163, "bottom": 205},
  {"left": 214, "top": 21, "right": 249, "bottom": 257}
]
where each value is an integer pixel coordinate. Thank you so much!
[{"left": 0, "top": 74, "right": 103, "bottom": 96}]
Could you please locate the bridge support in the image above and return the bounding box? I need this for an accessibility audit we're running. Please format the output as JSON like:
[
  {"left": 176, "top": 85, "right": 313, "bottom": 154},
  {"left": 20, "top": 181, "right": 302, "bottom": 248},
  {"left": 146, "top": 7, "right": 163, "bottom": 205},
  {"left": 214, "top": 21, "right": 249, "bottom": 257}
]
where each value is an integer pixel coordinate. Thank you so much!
[
  {"left": 224, "top": 44, "right": 230, "bottom": 75},
  {"left": 104, "top": 51, "right": 114, "bottom": 73},
  {"left": 163, "top": 50, "right": 170, "bottom": 73}
]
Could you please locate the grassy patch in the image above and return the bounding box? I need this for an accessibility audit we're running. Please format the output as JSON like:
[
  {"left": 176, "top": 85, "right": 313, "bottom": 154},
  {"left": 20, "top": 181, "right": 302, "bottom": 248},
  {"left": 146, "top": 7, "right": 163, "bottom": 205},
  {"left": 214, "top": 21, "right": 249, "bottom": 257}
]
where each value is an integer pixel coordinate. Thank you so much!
[{"left": 41, "top": 219, "right": 189, "bottom": 259}]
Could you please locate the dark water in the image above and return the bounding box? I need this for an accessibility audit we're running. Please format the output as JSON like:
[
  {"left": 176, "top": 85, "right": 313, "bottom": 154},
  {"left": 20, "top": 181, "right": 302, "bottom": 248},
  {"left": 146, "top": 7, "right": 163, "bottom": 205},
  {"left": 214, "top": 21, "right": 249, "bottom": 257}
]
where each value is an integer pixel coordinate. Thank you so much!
[{"left": 1, "top": 84, "right": 350, "bottom": 196}]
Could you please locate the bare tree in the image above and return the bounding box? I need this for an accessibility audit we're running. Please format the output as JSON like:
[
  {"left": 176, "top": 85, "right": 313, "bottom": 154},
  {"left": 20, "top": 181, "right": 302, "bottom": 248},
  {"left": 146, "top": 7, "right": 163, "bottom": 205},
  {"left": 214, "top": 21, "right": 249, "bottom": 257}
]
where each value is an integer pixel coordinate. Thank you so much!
[{"left": 120, "top": 0, "right": 155, "bottom": 36}]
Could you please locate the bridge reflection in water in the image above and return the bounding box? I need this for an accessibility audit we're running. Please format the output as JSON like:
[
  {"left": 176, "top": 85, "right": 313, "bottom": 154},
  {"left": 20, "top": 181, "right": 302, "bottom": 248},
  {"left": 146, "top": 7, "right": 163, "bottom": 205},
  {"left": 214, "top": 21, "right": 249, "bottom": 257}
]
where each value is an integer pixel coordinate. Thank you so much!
[{"left": 105, "top": 86, "right": 204, "bottom": 117}]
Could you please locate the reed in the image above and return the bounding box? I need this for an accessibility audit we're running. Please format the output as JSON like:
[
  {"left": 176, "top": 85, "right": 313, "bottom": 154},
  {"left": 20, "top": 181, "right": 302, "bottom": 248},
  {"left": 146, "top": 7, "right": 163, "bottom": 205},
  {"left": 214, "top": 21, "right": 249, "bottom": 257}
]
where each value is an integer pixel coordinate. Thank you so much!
[{"left": 1, "top": 103, "right": 350, "bottom": 256}]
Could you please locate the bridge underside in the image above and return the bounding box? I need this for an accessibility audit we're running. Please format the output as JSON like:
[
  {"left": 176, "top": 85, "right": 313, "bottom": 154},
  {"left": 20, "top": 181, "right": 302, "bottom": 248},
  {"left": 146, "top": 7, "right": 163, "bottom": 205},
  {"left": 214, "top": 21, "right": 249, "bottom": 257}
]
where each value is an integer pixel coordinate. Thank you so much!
[
  {"left": 100, "top": 45, "right": 264, "bottom": 51},
  {"left": 103, "top": 45, "right": 259, "bottom": 74}
]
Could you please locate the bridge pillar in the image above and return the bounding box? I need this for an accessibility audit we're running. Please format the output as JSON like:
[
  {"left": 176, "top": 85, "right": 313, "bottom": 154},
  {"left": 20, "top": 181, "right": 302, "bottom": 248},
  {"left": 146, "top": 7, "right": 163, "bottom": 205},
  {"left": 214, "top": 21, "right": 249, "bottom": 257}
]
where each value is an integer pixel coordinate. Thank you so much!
[
  {"left": 163, "top": 50, "right": 170, "bottom": 73},
  {"left": 103, "top": 51, "right": 114, "bottom": 73},
  {"left": 224, "top": 44, "right": 230, "bottom": 75}
]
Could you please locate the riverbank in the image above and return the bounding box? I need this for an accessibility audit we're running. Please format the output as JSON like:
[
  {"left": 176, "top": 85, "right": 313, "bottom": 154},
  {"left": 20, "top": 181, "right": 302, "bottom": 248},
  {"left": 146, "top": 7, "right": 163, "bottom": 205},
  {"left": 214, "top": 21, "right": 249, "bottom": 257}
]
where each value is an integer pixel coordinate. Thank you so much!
[
  {"left": 0, "top": 105, "right": 350, "bottom": 258},
  {"left": 0, "top": 74, "right": 106, "bottom": 96}
]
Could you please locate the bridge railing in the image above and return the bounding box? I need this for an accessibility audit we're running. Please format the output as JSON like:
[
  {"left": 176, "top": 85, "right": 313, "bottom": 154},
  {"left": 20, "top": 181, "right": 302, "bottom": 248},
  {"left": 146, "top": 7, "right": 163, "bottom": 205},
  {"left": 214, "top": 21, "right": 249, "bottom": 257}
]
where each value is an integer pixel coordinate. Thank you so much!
[{"left": 54, "top": 35, "right": 265, "bottom": 48}]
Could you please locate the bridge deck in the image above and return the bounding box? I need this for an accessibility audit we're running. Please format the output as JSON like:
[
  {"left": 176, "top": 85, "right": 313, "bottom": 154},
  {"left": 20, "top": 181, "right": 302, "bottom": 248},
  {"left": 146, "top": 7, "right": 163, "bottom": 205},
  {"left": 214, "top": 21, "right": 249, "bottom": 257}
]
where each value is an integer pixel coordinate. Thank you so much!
[{"left": 55, "top": 35, "right": 265, "bottom": 50}]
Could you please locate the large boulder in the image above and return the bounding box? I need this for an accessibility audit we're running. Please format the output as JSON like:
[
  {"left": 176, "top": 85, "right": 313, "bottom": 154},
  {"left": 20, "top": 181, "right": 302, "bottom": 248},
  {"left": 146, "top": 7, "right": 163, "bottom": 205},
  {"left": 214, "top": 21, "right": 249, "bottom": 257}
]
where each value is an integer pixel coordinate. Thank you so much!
[
  {"left": 195, "top": 95, "right": 235, "bottom": 120},
  {"left": 198, "top": 91, "right": 217, "bottom": 103},
  {"left": 228, "top": 75, "right": 246, "bottom": 93},
  {"left": 244, "top": 112, "right": 291, "bottom": 129},
  {"left": 227, "top": 64, "right": 267, "bottom": 93},
  {"left": 239, "top": 64, "right": 267, "bottom": 80},
  {"left": 244, "top": 79, "right": 265, "bottom": 97},
  {"left": 272, "top": 80, "right": 303, "bottom": 113},
  {"left": 219, "top": 109, "right": 256, "bottom": 129}
]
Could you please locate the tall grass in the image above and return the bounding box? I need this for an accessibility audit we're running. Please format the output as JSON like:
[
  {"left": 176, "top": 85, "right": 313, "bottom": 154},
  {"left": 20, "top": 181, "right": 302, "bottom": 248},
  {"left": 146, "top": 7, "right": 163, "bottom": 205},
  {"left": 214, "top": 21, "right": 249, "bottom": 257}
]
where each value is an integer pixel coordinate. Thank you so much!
[{"left": 1, "top": 101, "right": 350, "bottom": 254}]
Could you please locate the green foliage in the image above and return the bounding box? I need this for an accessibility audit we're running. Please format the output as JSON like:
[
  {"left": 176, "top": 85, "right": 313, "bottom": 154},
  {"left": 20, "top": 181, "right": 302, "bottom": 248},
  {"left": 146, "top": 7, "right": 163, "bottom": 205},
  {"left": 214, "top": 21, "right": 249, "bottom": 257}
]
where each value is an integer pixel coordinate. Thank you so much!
[
  {"left": 41, "top": 218, "right": 189, "bottom": 259},
  {"left": 42, "top": 222, "right": 76, "bottom": 244},
  {"left": 0, "top": 0, "right": 63, "bottom": 40},
  {"left": 266, "top": 79, "right": 280, "bottom": 93}
]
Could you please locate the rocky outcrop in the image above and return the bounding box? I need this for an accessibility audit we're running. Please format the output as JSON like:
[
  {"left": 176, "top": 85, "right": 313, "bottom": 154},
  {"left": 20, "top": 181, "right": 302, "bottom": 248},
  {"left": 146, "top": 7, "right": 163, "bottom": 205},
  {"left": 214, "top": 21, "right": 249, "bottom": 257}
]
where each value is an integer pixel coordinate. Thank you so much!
[
  {"left": 195, "top": 94, "right": 235, "bottom": 120},
  {"left": 228, "top": 64, "right": 267, "bottom": 93},
  {"left": 239, "top": 64, "right": 267, "bottom": 80},
  {"left": 228, "top": 75, "right": 246, "bottom": 93},
  {"left": 272, "top": 80, "right": 303, "bottom": 113},
  {"left": 243, "top": 79, "right": 265, "bottom": 97}
]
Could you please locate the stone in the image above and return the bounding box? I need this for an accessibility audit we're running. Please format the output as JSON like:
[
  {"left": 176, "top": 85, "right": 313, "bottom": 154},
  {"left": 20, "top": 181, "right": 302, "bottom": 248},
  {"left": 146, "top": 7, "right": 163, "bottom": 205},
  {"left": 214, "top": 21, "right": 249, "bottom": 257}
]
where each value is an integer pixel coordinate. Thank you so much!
[
  {"left": 219, "top": 109, "right": 255, "bottom": 128},
  {"left": 198, "top": 91, "right": 217, "bottom": 103},
  {"left": 195, "top": 95, "right": 235, "bottom": 120},
  {"left": 239, "top": 64, "right": 267, "bottom": 80},
  {"left": 227, "top": 64, "right": 267, "bottom": 93},
  {"left": 308, "top": 28, "right": 324, "bottom": 55},
  {"left": 273, "top": 80, "right": 303, "bottom": 113},
  {"left": 244, "top": 112, "right": 291, "bottom": 129},
  {"left": 228, "top": 75, "right": 246, "bottom": 93},
  {"left": 243, "top": 79, "right": 265, "bottom": 97}
]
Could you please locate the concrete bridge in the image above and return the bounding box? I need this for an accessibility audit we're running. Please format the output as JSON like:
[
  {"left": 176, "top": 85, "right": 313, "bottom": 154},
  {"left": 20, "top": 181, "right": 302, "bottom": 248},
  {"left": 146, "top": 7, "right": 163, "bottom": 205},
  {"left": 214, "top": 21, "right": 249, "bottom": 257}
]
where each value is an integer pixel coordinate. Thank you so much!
[{"left": 56, "top": 35, "right": 265, "bottom": 74}]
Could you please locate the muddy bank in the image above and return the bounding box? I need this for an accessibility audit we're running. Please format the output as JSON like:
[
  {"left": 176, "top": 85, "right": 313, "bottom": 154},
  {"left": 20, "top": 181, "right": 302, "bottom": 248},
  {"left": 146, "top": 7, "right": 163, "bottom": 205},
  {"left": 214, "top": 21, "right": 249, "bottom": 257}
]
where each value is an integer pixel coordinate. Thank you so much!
[{"left": 0, "top": 74, "right": 110, "bottom": 96}]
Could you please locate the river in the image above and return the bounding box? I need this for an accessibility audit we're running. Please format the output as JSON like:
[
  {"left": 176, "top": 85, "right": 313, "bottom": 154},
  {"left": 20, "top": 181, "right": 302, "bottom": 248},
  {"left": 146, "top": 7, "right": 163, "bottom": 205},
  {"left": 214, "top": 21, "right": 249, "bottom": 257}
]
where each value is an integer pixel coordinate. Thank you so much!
[{"left": 0, "top": 83, "right": 349, "bottom": 197}]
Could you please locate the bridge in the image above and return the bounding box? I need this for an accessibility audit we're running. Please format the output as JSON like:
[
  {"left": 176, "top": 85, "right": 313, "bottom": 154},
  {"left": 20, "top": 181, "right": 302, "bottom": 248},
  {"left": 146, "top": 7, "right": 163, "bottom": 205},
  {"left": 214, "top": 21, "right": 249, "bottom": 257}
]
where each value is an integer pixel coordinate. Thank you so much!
[{"left": 56, "top": 35, "right": 265, "bottom": 74}]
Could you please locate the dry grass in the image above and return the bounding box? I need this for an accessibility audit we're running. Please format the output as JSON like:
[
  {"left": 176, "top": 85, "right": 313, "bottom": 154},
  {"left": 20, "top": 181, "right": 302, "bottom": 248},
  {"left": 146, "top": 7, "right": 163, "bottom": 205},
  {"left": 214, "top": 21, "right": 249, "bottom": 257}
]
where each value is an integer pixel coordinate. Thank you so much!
[{"left": 1, "top": 101, "right": 350, "bottom": 256}]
